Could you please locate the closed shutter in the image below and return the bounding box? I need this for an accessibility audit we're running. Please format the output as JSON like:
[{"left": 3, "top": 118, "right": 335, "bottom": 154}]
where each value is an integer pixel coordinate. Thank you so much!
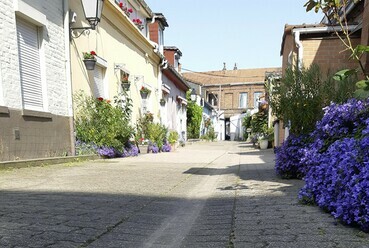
[
  {"left": 93, "top": 65, "right": 105, "bottom": 98},
  {"left": 16, "top": 18, "right": 43, "bottom": 110}
]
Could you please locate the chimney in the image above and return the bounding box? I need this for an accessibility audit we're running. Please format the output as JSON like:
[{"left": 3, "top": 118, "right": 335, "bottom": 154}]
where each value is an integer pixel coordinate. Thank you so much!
[
  {"left": 233, "top": 63, "right": 238, "bottom": 70},
  {"left": 148, "top": 22, "right": 160, "bottom": 44},
  {"left": 222, "top": 62, "right": 227, "bottom": 71}
]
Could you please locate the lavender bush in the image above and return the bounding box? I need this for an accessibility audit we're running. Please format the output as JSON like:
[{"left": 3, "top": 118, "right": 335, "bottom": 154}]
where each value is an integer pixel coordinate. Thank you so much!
[
  {"left": 298, "top": 98, "right": 369, "bottom": 232},
  {"left": 275, "top": 135, "right": 310, "bottom": 179},
  {"left": 161, "top": 141, "right": 171, "bottom": 152}
]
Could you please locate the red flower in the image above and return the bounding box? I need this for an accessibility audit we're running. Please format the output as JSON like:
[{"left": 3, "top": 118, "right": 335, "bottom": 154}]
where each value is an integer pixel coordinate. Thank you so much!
[
  {"left": 97, "top": 97, "right": 103, "bottom": 101},
  {"left": 90, "top": 51, "right": 96, "bottom": 56},
  {"left": 128, "top": 8, "right": 133, "bottom": 13},
  {"left": 119, "top": 2, "right": 123, "bottom": 8}
]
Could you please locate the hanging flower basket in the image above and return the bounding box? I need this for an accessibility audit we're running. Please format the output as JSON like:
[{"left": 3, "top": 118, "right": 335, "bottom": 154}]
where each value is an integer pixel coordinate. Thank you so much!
[
  {"left": 160, "top": 99, "right": 166, "bottom": 106},
  {"left": 140, "top": 86, "right": 151, "bottom": 99},
  {"left": 121, "top": 81, "right": 130, "bottom": 91},
  {"left": 82, "top": 51, "right": 97, "bottom": 70},
  {"left": 83, "top": 59, "right": 96, "bottom": 70}
]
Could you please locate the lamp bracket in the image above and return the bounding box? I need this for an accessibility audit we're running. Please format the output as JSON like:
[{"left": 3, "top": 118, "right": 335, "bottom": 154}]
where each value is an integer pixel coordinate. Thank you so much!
[{"left": 70, "top": 27, "right": 93, "bottom": 39}]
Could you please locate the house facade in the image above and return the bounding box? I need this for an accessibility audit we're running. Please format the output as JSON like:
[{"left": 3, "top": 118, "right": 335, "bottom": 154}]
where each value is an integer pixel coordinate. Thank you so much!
[
  {"left": 69, "top": 0, "right": 163, "bottom": 126},
  {"left": 276, "top": 0, "right": 369, "bottom": 146},
  {"left": 148, "top": 16, "right": 189, "bottom": 141},
  {"left": 183, "top": 67, "right": 280, "bottom": 140},
  {"left": 0, "top": 0, "right": 73, "bottom": 161}
]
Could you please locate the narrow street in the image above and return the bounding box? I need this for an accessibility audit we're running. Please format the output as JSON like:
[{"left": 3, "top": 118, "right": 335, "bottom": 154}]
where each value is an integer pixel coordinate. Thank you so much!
[{"left": 0, "top": 142, "right": 368, "bottom": 248}]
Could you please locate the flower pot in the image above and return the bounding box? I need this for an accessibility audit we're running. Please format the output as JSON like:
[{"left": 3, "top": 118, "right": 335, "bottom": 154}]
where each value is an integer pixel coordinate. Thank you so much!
[
  {"left": 160, "top": 99, "right": 166, "bottom": 106},
  {"left": 140, "top": 92, "right": 148, "bottom": 99},
  {"left": 83, "top": 59, "right": 96, "bottom": 70},
  {"left": 259, "top": 139, "right": 268, "bottom": 150},
  {"left": 121, "top": 83, "right": 130, "bottom": 91}
]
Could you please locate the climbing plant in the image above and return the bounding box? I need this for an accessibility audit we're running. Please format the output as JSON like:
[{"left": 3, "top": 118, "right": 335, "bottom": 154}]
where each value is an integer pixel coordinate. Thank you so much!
[{"left": 186, "top": 91, "right": 203, "bottom": 139}]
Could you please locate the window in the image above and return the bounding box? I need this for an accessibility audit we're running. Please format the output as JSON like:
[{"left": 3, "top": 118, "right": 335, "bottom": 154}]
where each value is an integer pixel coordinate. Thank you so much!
[
  {"left": 239, "top": 92, "right": 248, "bottom": 108},
  {"left": 254, "top": 91, "right": 263, "bottom": 109},
  {"left": 17, "top": 17, "right": 44, "bottom": 111},
  {"left": 93, "top": 65, "right": 106, "bottom": 98},
  {"left": 208, "top": 93, "right": 218, "bottom": 106}
]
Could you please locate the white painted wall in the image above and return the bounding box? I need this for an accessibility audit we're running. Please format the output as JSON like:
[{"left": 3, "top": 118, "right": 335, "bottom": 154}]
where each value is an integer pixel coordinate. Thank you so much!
[
  {"left": 161, "top": 73, "right": 187, "bottom": 140},
  {"left": 0, "top": 0, "right": 69, "bottom": 116}
]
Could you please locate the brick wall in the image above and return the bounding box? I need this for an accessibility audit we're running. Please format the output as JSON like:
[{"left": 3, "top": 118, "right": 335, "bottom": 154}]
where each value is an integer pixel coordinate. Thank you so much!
[
  {"left": 0, "top": 0, "right": 69, "bottom": 116},
  {"left": 148, "top": 22, "right": 159, "bottom": 44},
  {"left": 305, "top": 37, "right": 360, "bottom": 75},
  {"left": 203, "top": 84, "right": 265, "bottom": 118},
  {"left": 361, "top": 0, "right": 369, "bottom": 74},
  {"left": 164, "top": 50, "right": 176, "bottom": 67}
]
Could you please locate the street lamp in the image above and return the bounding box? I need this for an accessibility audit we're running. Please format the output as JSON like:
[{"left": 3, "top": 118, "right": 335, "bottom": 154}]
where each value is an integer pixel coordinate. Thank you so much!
[
  {"left": 71, "top": 0, "right": 105, "bottom": 38},
  {"left": 190, "top": 88, "right": 197, "bottom": 102}
]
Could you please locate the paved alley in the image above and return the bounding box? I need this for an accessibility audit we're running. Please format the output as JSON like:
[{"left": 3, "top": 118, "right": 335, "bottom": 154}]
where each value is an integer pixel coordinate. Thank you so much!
[{"left": 0, "top": 142, "right": 368, "bottom": 248}]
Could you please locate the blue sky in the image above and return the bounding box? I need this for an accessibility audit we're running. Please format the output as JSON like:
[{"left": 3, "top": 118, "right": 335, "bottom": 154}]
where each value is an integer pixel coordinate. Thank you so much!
[{"left": 144, "top": 0, "right": 323, "bottom": 72}]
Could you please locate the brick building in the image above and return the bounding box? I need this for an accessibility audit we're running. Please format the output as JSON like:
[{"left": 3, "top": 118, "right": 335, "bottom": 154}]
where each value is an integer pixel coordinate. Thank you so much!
[
  {"left": 276, "top": 0, "right": 369, "bottom": 146},
  {"left": 183, "top": 67, "right": 281, "bottom": 140}
]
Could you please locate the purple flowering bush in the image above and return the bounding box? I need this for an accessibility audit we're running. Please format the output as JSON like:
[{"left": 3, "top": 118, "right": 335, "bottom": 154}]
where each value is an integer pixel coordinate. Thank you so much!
[
  {"left": 275, "top": 135, "right": 310, "bottom": 179},
  {"left": 97, "top": 142, "right": 139, "bottom": 158},
  {"left": 298, "top": 98, "right": 369, "bottom": 232},
  {"left": 161, "top": 141, "right": 171, "bottom": 152},
  {"left": 148, "top": 144, "right": 159, "bottom": 153}
]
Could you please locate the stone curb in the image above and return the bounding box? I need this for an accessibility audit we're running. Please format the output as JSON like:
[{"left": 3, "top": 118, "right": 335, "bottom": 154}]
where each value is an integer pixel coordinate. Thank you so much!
[{"left": 0, "top": 154, "right": 99, "bottom": 170}]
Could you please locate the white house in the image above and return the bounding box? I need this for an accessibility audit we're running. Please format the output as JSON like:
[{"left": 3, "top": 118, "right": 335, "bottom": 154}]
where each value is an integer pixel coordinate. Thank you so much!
[{"left": 0, "top": 0, "right": 73, "bottom": 161}]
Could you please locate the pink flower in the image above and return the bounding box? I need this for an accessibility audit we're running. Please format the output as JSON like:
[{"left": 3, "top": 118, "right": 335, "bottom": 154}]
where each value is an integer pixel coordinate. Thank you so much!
[{"left": 128, "top": 8, "right": 133, "bottom": 13}]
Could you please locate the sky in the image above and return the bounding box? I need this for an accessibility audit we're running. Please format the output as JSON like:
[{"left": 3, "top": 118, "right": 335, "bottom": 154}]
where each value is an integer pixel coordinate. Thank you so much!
[{"left": 144, "top": 0, "right": 324, "bottom": 72}]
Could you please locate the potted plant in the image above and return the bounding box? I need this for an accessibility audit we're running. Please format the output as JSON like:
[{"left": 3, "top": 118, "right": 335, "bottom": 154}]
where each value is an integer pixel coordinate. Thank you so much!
[
  {"left": 168, "top": 130, "right": 179, "bottom": 150},
  {"left": 132, "top": 19, "right": 144, "bottom": 30},
  {"left": 160, "top": 98, "right": 166, "bottom": 106},
  {"left": 121, "top": 76, "right": 130, "bottom": 91},
  {"left": 82, "top": 51, "right": 97, "bottom": 70},
  {"left": 258, "top": 124, "right": 272, "bottom": 150},
  {"left": 140, "top": 86, "right": 151, "bottom": 98}
]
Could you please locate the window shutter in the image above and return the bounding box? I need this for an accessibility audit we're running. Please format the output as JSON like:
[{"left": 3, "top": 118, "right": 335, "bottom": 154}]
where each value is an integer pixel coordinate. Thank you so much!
[
  {"left": 17, "top": 18, "right": 43, "bottom": 110},
  {"left": 93, "top": 65, "right": 105, "bottom": 98}
]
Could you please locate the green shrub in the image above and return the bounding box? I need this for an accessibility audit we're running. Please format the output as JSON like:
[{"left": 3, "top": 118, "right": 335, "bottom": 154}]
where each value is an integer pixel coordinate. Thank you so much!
[
  {"left": 74, "top": 92, "right": 134, "bottom": 151},
  {"left": 168, "top": 130, "right": 179, "bottom": 145},
  {"left": 147, "top": 123, "right": 167, "bottom": 149}
]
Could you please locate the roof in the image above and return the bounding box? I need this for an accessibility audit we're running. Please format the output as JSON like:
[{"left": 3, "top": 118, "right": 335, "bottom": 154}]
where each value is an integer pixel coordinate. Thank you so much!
[
  {"left": 182, "top": 68, "right": 281, "bottom": 86},
  {"left": 151, "top": 13, "right": 169, "bottom": 27},
  {"left": 163, "top": 65, "right": 189, "bottom": 92},
  {"left": 137, "top": 0, "right": 154, "bottom": 17},
  {"left": 164, "top": 46, "right": 182, "bottom": 56}
]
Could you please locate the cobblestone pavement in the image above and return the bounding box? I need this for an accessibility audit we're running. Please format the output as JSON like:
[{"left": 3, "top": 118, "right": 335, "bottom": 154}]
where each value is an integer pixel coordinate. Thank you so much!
[{"left": 0, "top": 142, "right": 369, "bottom": 248}]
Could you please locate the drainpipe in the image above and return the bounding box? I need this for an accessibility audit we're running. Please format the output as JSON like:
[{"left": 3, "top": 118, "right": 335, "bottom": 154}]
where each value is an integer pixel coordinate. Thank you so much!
[
  {"left": 294, "top": 31, "right": 303, "bottom": 70},
  {"left": 63, "top": 0, "right": 75, "bottom": 156}
]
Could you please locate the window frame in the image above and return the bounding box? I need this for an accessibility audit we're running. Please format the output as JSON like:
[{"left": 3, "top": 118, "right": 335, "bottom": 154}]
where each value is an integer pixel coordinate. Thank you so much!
[{"left": 239, "top": 92, "right": 248, "bottom": 109}]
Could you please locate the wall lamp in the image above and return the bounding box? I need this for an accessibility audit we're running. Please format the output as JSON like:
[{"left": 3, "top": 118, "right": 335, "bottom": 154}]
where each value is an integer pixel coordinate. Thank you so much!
[
  {"left": 70, "top": 0, "right": 105, "bottom": 38},
  {"left": 190, "top": 88, "right": 197, "bottom": 102}
]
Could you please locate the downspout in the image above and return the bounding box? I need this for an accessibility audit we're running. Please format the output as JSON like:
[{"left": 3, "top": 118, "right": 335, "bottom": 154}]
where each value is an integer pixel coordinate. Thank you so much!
[
  {"left": 63, "top": 0, "right": 75, "bottom": 155},
  {"left": 294, "top": 31, "right": 303, "bottom": 70}
]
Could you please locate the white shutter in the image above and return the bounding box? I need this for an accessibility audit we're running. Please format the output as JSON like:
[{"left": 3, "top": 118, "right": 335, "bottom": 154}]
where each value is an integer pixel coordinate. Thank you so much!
[
  {"left": 93, "top": 65, "right": 105, "bottom": 98},
  {"left": 17, "top": 18, "right": 43, "bottom": 110}
]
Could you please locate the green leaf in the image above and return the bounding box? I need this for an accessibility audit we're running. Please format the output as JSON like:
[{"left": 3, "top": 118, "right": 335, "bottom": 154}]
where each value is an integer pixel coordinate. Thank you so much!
[
  {"left": 353, "top": 45, "right": 369, "bottom": 58},
  {"left": 354, "top": 88, "right": 369, "bottom": 99},
  {"left": 304, "top": 0, "right": 318, "bottom": 12},
  {"left": 355, "top": 80, "right": 369, "bottom": 90},
  {"left": 333, "top": 69, "right": 356, "bottom": 81}
]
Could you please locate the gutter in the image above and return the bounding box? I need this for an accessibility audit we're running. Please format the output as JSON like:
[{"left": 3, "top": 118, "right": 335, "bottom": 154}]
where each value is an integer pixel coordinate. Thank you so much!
[{"left": 292, "top": 24, "right": 358, "bottom": 69}]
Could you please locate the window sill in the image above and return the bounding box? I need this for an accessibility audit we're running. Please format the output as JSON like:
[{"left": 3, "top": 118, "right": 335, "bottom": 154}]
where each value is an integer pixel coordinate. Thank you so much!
[
  {"left": 22, "top": 109, "right": 52, "bottom": 119},
  {"left": 0, "top": 106, "right": 9, "bottom": 114}
]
